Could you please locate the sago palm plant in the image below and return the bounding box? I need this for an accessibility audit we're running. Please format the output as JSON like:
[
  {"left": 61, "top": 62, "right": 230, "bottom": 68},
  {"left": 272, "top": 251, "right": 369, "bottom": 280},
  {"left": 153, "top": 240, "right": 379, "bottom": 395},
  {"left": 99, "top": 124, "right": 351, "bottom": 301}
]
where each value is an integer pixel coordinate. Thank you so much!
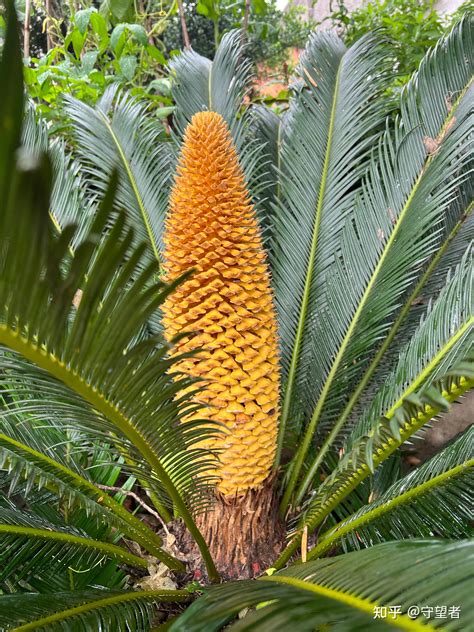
[{"left": 0, "top": 1, "right": 473, "bottom": 629}]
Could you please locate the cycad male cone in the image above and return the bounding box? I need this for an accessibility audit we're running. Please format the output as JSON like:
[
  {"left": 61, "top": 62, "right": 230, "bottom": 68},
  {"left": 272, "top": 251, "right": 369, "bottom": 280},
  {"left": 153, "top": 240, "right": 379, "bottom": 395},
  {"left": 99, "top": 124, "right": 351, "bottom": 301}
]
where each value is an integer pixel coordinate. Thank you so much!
[{"left": 162, "top": 111, "right": 280, "bottom": 497}]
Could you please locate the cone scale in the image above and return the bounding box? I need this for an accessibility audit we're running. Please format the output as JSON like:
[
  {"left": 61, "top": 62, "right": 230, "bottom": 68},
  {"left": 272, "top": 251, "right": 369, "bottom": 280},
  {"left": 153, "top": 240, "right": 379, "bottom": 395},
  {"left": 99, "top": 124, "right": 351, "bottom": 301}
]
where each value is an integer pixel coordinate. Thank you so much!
[{"left": 162, "top": 111, "right": 280, "bottom": 499}]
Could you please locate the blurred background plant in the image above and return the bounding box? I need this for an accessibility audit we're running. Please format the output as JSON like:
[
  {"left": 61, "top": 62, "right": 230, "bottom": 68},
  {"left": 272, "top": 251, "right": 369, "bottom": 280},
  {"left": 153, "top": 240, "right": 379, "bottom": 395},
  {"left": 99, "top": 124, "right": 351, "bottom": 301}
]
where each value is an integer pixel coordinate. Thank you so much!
[
  {"left": 327, "top": 0, "right": 474, "bottom": 89},
  {"left": 0, "top": 0, "right": 471, "bottom": 125}
]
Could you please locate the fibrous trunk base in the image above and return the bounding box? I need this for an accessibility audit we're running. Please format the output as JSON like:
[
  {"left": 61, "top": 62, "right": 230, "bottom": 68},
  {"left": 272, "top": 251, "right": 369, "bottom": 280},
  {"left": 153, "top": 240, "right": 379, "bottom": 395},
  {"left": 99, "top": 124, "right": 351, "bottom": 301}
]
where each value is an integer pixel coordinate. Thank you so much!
[{"left": 194, "top": 478, "right": 284, "bottom": 580}]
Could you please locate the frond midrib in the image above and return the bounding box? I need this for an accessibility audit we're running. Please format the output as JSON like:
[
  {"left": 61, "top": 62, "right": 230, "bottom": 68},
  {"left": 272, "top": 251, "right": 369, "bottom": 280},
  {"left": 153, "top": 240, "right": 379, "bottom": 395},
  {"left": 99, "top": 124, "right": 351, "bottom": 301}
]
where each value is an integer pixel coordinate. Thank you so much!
[
  {"left": 0, "top": 524, "right": 147, "bottom": 569},
  {"left": 0, "top": 431, "right": 168, "bottom": 560},
  {"left": 309, "top": 458, "right": 474, "bottom": 559},
  {"left": 274, "top": 374, "right": 473, "bottom": 568},
  {"left": 96, "top": 109, "right": 161, "bottom": 263},
  {"left": 261, "top": 576, "right": 431, "bottom": 631},
  {"left": 311, "top": 200, "right": 474, "bottom": 477}
]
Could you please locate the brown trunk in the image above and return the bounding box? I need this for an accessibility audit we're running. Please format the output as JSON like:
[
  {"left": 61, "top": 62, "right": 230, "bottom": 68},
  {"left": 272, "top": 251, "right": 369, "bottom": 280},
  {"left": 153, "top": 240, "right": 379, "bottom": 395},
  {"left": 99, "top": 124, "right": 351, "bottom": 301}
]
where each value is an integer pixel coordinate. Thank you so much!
[
  {"left": 176, "top": 0, "right": 190, "bottom": 49},
  {"left": 194, "top": 478, "right": 284, "bottom": 580},
  {"left": 23, "top": 0, "right": 31, "bottom": 58},
  {"left": 243, "top": 0, "right": 251, "bottom": 32}
]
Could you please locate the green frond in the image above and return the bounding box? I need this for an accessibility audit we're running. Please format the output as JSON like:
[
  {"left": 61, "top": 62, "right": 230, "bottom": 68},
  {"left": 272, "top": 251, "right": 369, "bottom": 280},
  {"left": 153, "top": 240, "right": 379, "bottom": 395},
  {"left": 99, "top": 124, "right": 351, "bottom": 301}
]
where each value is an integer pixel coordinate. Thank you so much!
[
  {"left": 170, "top": 540, "right": 473, "bottom": 632},
  {"left": 0, "top": 589, "right": 189, "bottom": 631},
  {"left": 0, "top": 475, "right": 129, "bottom": 593},
  {"left": 310, "top": 425, "right": 473, "bottom": 558},
  {"left": 21, "top": 104, "right": 96, "bottom": 247},
  {"left": 248, "top": 104, "right": 282, "bottom": 248},
  {"left": 0, "top": 411, "right": 174, "bottom": 564},
  {"left": 276, "top": 367, "right": 473, "bottom": 567},
  {"left": 321, "top": 181, "right": 473, "bottom": 457},
  {"left": 345, "top": 246, "right": 472, "bottom": 450},
  {"left": 170, "top": 30, "right": 252, "bottom": 141},
  {"left": 64, "top": 86, "right": 173, "bottom": 265},
  {"left": 278, "top": 250, "right": 473, "bottom": 561},
  {"left": 282, "top": 15, "right": 473, "bottom": 509},
  {"left": 272, "top": 31, "right": 392, "bottom": 469},
  {"left": 0, "top": 506, "right": 148, "bottom": 588}
]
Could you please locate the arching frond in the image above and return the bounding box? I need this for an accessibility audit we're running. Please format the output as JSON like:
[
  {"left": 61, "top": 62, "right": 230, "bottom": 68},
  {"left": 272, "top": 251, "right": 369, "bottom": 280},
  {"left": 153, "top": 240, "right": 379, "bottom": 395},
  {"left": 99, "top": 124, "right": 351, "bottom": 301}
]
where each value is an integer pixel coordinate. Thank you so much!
[
  {"left": 309, "top": 425, "right": 473, "bottom": 558},
  {"left": 169, "top": 30, "right": 252, "bottom": 142},
  {"left": 346, "top": 246, "right": 472, "bottom": 449},
  {"left": 65, "top": 86, "right": 173, "bottom": 263},
  {"left": 248, "top": 104, "right": 283, "bottom": 249},
  {"left": 0, "top": 411, "right": 169, "bottom": 562},
  {"left": 0, "top": 589, "right": 189, "bottom": 631},
  {"left": 282, "top": 16, "right": 473, "bottom": 509},
  {"left": 21, "top": 104, "right": 95, "bottom": 246},
  {"left": 170, "top": 540, "right": 473, "bottom": 632},
  {"left": 276, "top": 248, "right": 473, "bottom": 565},
  {"left": 272, "top": 31, "right": 392, "bottom": 467},
  {"left": 0, "top": 507, "right": 147, "bottom": 588}
]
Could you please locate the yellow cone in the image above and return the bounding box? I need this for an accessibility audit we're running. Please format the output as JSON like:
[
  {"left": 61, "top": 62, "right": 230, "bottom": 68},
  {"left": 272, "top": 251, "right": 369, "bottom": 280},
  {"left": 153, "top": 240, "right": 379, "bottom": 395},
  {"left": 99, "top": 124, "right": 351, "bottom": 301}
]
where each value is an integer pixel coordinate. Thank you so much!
[{"left": 162, "top": 111, "right": 280, "bottom": 496}]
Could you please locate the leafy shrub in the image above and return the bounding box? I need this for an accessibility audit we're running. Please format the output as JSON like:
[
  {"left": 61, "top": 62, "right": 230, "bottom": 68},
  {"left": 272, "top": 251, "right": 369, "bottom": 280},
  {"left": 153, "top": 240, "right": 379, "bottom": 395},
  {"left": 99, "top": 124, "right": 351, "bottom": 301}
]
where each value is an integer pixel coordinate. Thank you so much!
[{"left": 329, "top": 0, "right": 473, "bottom": 88}]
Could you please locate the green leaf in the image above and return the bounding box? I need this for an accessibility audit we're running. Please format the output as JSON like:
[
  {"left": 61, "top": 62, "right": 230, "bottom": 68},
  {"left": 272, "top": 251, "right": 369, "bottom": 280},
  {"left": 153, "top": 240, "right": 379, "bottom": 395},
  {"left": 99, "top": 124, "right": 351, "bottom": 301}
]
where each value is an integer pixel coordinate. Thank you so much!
[
  {"left": 148, "top": 78, "right": 172, "bottom": 96},
  {"left": 171, "top": 541, "right": 474, "bottom": 631},
  {"left": 70, "top": 28, "right": 86, "bottom": 59},
  {"left": 0, "top": 411, "right": 178, "bottom": 566},
  {"left": 281, "top": 15, "right": 473, "bottom": 509},
  {"left": 274, "top": 30, "right": 391, "bottom": 489},
  {"left": 82, "top": 50, "right": 98, "bottom": 74},
  {"left": 110, "top": 0, "right": 133, "bottom": 21},
  {"left": 90, "top": 11, "right": 109, "bottom": 50},
  {"left": 0, "top": 507, "right": 148, "bottom": 587},
  {"left": 75, "top": 7, "right": 97, "bottom": 35},
  {"left": 155, "top": 106, "right": 175, "bottom": 119},
  {"left": 147, "top": 44, "right": 166, "bottom": 64},
  {"left": 127, "top": 23, "right": 148, "bottom": 46},
  {"left": 0, "top": 589, "right": 189, "bottom": 631},
  {"left": 110, "top": 23, "right": 127, "bottom": 52},
  {"left": 119, "top": 54, "right": 137, "bottom": 81},
  {"left": 309, "top": 426, "right": 474, "bottom": 558},
  {"left": 64, "top": 86, "right": 173, "bottom": 272},
  {"left": 276, "top": 244, "right": 473, "bottom": 563}
]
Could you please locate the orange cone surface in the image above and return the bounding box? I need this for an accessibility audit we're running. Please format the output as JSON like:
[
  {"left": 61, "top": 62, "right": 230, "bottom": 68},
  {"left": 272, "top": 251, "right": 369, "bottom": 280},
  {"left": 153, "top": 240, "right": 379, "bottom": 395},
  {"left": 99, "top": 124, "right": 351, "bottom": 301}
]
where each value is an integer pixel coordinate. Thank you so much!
[{"left": 162, "top": 111, "right": 280, "bottom": 496}]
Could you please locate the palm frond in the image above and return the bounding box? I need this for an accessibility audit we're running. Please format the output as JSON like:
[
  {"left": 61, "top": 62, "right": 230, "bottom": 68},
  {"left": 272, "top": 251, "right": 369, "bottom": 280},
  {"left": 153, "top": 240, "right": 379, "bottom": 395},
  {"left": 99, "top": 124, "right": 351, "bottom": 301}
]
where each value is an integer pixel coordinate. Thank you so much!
[
  {"left": 248, "top": 104, "right": 283, "bottom": 249},
  {"left": 170, "top": 540, "right": 473, "bottom": 632},
  {"left": 0, "top": 410, "right": 171, "bottom": 563},
  {"left": 0, "top": 589, "right": 189, "bottom": 631},
  {"left": 346, "top": 245, "right": 472, "bottom": 449},
  {"left": 64, "top": 86, "right": 173, "bottom": 264},
  {"left": 276, "top": 248, "right": 473, "bottom": 565},
  {"left": 0, "top": 475, "right": 129, "bottom": 593},
  {"left": 310, "top": 425, "right": 473, "bottom": 558},
  {"left": 283, "top": 16, "right": 473, "bottom": 509},
  {"left": 271, "top": 31, "right": 392, "bottom": 467},
  {"left": 21, "top": 104, "right": 97, "bottom": 247},
  {"left": 329, "top": 170, "right": 473, "bottom": 451},
  {"left": 0, "top": 58, "right": 220, "bottom": 578},
  {"left": 170, "top": 30, "right": 252, "bottom": 142},
  {"left": 0, "top": 506, "right": 148, "bottom": 588}
]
